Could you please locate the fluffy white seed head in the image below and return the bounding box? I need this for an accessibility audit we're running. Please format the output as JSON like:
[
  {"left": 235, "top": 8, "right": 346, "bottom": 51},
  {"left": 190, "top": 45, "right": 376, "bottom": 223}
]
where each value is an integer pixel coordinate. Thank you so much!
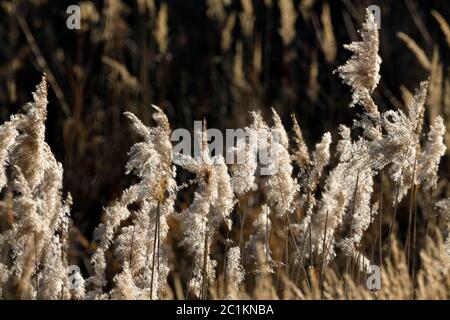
[{"left": 336, "top": 9, "right": 381, "bottom": 116}]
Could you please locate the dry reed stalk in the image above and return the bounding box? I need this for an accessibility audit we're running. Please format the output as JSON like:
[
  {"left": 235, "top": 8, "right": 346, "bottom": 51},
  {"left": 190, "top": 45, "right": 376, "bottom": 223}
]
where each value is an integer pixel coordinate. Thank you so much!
[
  {"left": 427, "top": 46, "right": 443, "bottom": 123},
  {"left": 155, "top": 3, "right": 169, "bottom": 54},
  {"left": 207, "top": 0, "right": 226, "bottom": 25},
  {"left": 319, "top": 210, "right": 328, "bottom": 298}
]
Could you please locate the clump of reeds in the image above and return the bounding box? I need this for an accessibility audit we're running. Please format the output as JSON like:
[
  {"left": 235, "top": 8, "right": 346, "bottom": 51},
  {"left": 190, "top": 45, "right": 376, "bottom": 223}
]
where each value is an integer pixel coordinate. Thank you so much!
[{"left": 0, "top": 76, "right": 75, "bottom": 299}]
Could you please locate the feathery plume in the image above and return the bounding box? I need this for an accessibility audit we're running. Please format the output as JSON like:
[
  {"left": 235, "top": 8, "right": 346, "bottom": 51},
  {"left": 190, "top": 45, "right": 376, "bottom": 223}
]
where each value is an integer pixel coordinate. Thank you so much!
[
  {"left": 388, "top": 81, "right": 428, "bottom": 203},
  {"left": 299, "top": 0, "right": 315, "bottom": 19},
  {"left": 207, "top": 0, "right": 226, "bottom": 25},
  {"left": 0, "top": 262, "right": 10, "bottom": 298},
  {"left": 291, "top": 114, "right": 310, "bottom": 170},
  {"left": 435, "top": 199, "right": 450, "bottom": 257},
  {"left": 297, "top": 132, "right": 332, "bottom": 240},
  {"left": 417, "top": 116, "right": 446, "bottom": 190},
  {"left": 321, "top": 2, "right": 336, "bottom": 63},
  {"left": 263, "top": 110, "right": 297, "bottom": 216},
  {"left": 397, "top": 32, "right": 431, "bottom": 70},
  {"left": 427, "top": 47, "right": 443, "bottom": 123},
  {"left": 230, "top": 126, "right": 258, "bottom": 196},
  {"left": 336, "top": 9, "right": 381, "bottom": 116}
]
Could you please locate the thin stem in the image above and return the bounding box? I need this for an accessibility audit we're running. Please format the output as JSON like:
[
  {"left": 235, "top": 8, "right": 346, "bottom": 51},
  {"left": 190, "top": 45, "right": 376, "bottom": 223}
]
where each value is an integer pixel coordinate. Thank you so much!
[
  {"left": 61, "top": 224, "right": 67, "bottom": 300},
  {"left": 157, "top": 208, "right": 161, "bottom": 289},
  {"left": 239, "top": 195, "right": 249, "bottom": 258},
  {"left": 201, "top": 209, "right": 212, "bottom": 300},
  {"left": 34, "top": 231, "right": 39, "bottom": 300},
  {"left": 387, "top": 176, "right": 402, "bottom": 260},
  {"left": 379, "top": 171, "right": 384, "bottom": 267},
  {"left": 150, "top": 202, "right": 160, "bottom": 299},
  {"left": 350, "top": 171, "right": 360, "bottom": 221},
  {"left": 185, "top": 259, "right": 195, "bottom": 300},
  {"left": 320, "top": 210, "right": 329, "bottom": 299},
  {"left": 405, "top": 153, "right": 418, "bottom": 267},
  {"left": 201, "top": 230, "right": 209, "bottom": 299},
  {"left": 285, "top": 214, "right": 289, "bottom": 276}
]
